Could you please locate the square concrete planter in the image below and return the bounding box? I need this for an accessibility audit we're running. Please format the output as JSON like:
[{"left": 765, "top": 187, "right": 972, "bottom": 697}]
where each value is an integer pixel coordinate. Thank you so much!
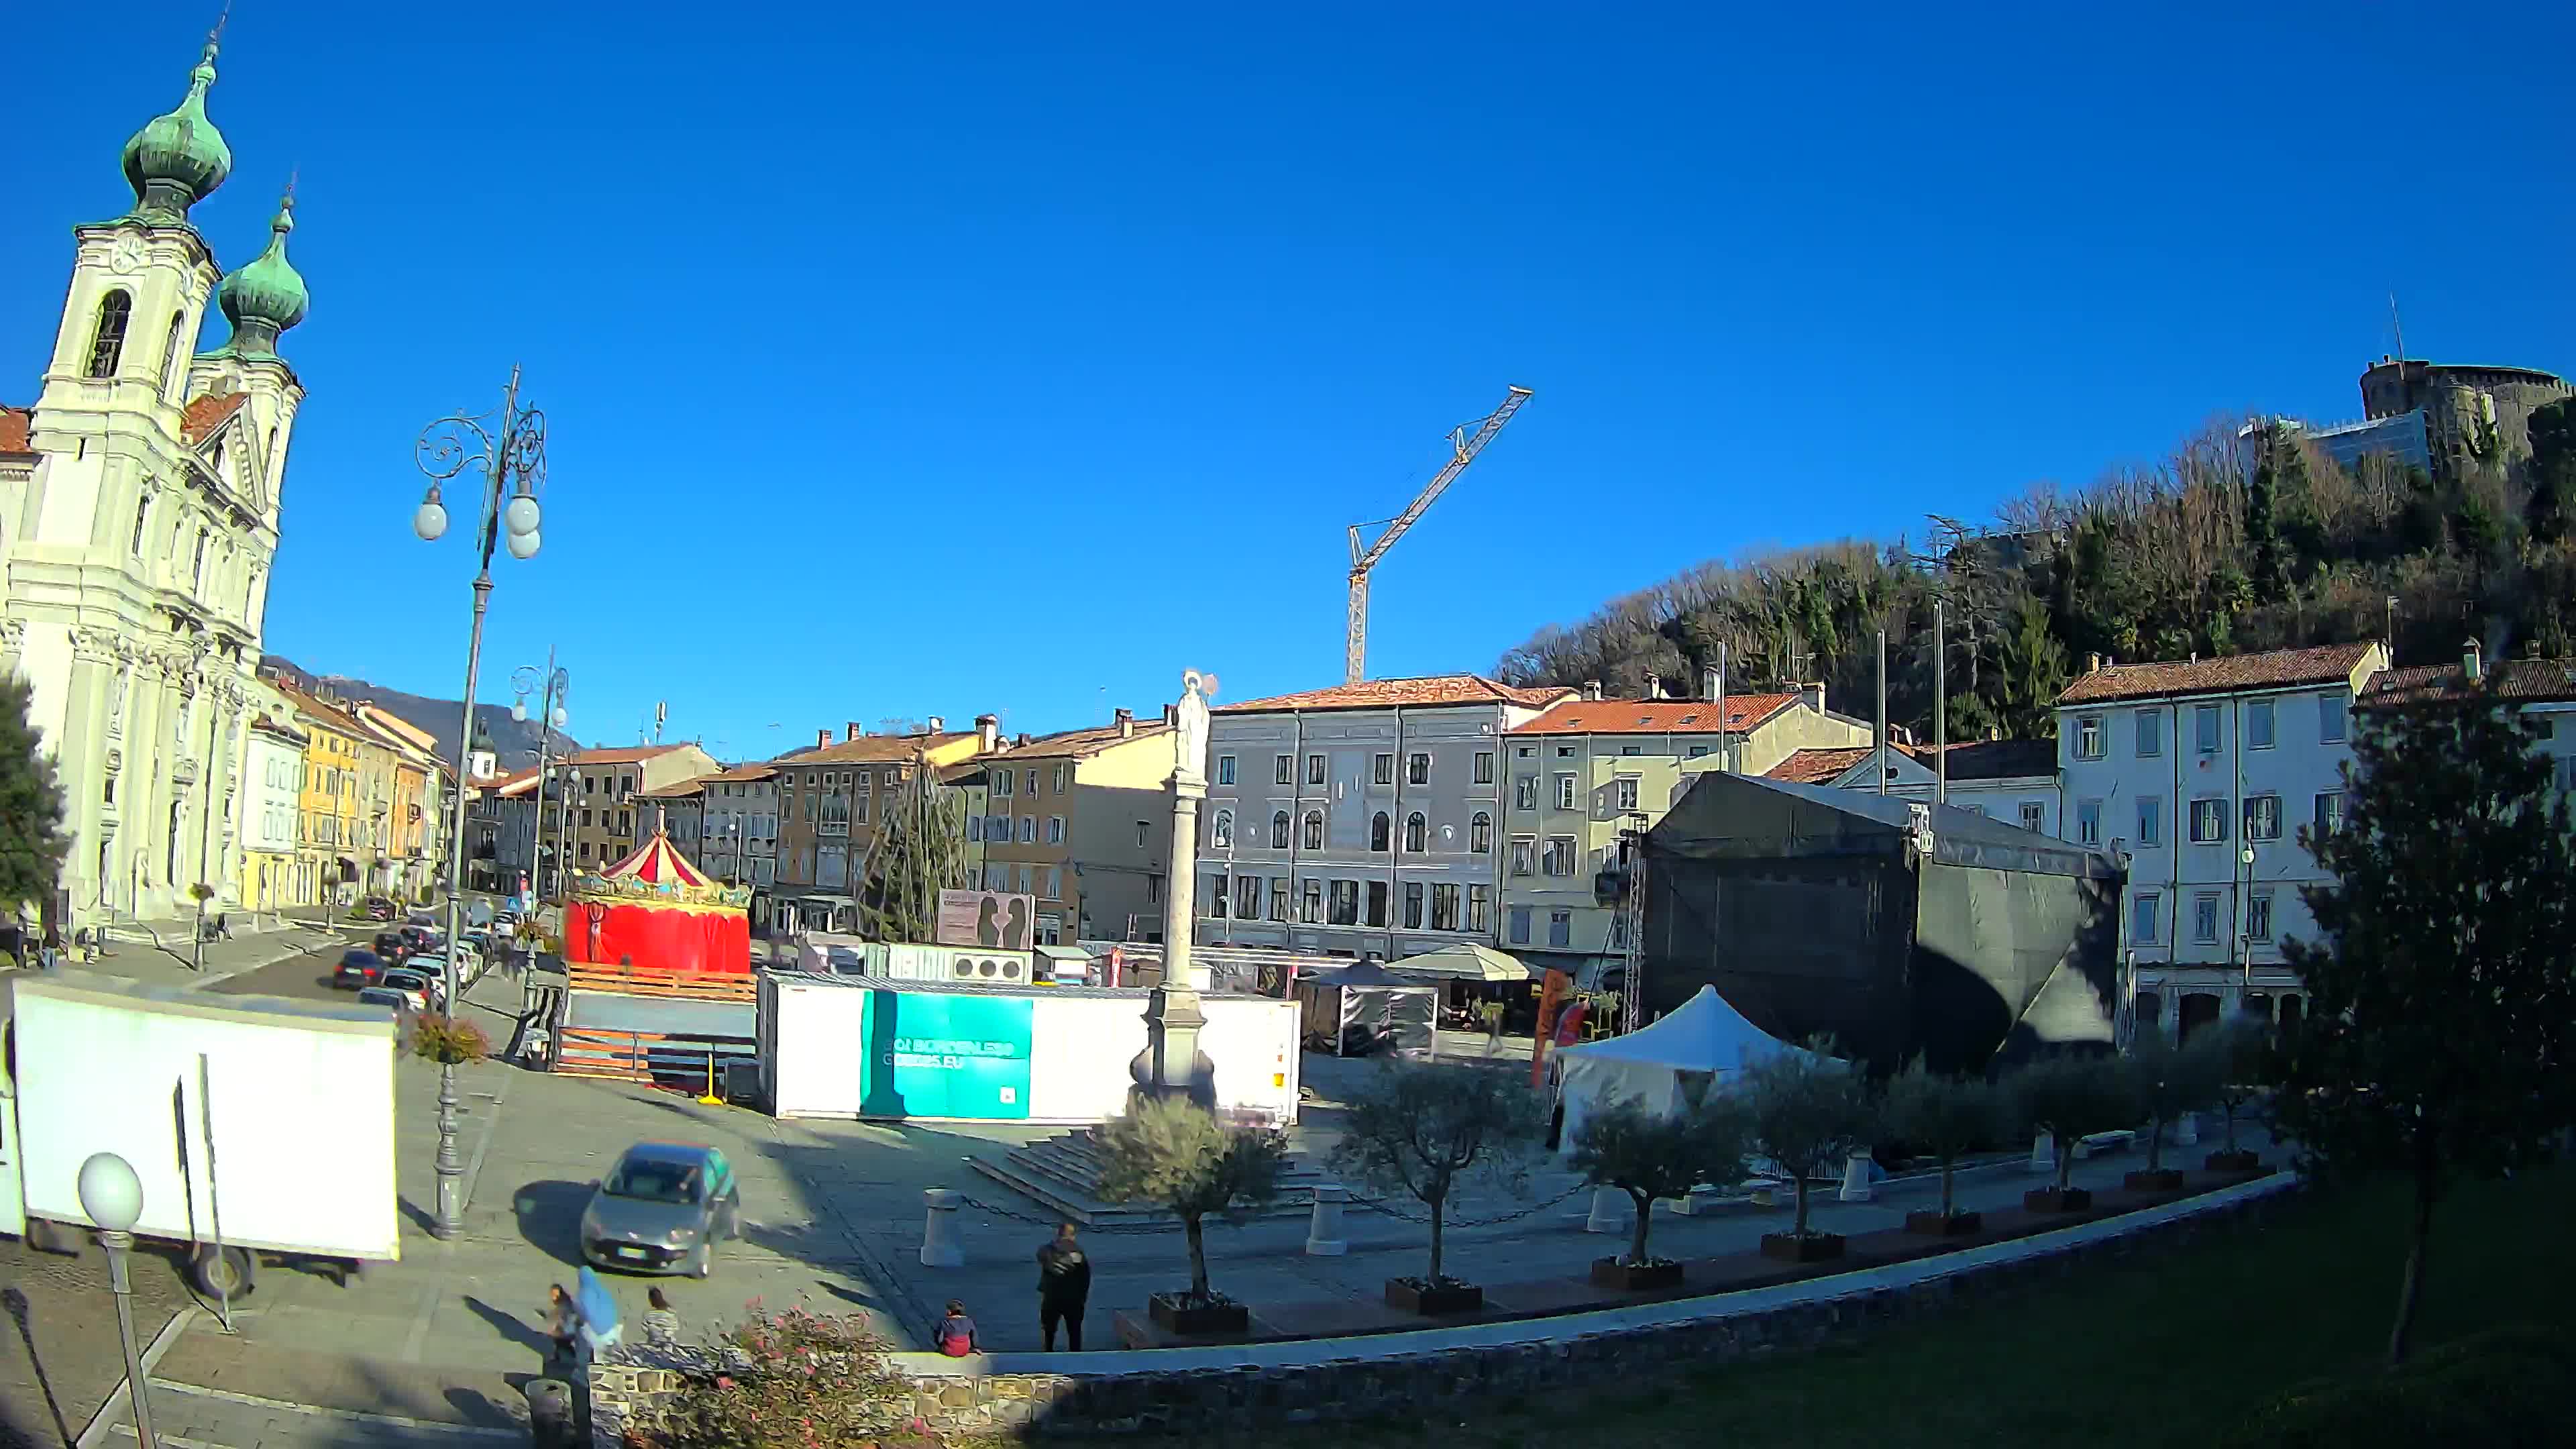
[
  {"left": 2125, "top": 1168, "right": 2186, "bottom": 1191},
  {"left": 1146, "top": 1292, "right": 1249, "bottom": 1338},
  {"left": 1590, "top": 1256, "right": 1685, "bottom": 1291},
  {"left": 2024, "top": 1187, "right": 2092, "bottom": 1213},
  {"left": 1904, "top": 1210, "right": 1983, "bottom": 1236},
  {"left": 2204, "top": 1150, "right": 2264, "bottom": 1173},
  {"left": 1759, "top": 1231, "right": 1845, "bottom": 1263},
  {"left": 1385, "top": 1277, "right": 1484, "bottom": 1316}
]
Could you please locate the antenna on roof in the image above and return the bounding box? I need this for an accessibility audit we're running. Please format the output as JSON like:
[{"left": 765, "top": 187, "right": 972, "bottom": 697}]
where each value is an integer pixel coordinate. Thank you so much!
[{"left": 2390, "top": 292, "right": 2407, "bottom": 365}]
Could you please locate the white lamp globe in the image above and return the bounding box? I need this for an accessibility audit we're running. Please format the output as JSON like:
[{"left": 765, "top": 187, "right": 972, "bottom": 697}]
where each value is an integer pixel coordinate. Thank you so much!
[
  {"left": 505, "top": 528, "right": 540, "bottom": 561},
  {"left": 503, "top": 492, "right": 541, "bottom": 537},
  {"left": 551, "top": 705, "right": 567, "bottom": 728},
  {"left": 512, "top": 698, "right": 529, "bottom": 723},
  {"left": 77, "top": 1151, "right": 143, "bottom": 1231},
  {"left": 413, "top": 498, "right": 449, "bottom": 542}
]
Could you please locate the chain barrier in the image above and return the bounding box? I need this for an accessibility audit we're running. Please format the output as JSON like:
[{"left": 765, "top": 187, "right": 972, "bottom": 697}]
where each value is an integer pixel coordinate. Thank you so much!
[
  {"left": 951, "top": 1181, "right": 1589, "bottom": 1235},
  {"left": 1345, "top": 1181, "right": 1587, "bottom": 1227}
]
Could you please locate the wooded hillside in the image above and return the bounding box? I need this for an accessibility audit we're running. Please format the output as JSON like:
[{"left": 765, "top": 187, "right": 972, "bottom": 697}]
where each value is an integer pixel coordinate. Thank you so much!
[{"left": 1494, "top": 400, "right": 2576, "bottom": 741}]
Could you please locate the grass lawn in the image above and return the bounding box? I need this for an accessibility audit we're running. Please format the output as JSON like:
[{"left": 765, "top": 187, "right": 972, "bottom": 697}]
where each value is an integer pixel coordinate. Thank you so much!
[{"left": 1100, "top": 1165, "right": 2576, "bottom": 1448}]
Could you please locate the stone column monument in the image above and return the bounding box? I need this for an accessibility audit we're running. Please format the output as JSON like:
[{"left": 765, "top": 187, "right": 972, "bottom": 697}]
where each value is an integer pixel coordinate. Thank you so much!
[{"left": 1133, "top": 669, "right": 1218, "bottom": 1107}]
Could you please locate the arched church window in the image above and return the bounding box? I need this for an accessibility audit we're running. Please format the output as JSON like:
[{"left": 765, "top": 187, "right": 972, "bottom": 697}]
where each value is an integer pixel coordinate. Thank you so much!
[
  {"left": 162, "top": 311, "right": 188, "bottom": 398},
  {"left": 87, "top": 290, "right": 133, "bottom": 378}
]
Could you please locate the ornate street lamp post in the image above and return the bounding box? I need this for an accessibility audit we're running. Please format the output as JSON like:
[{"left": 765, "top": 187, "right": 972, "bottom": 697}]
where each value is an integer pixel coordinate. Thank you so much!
[
  {"left": 413, "top": 367, "right": 545, "bottom": 1241},
  {"left": 513, "top": 655, "right": 570, "bottom": 898}
]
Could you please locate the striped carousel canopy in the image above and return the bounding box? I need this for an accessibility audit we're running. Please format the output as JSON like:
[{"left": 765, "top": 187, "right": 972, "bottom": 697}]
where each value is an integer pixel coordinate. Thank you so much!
[{"left": 600, "top": 826, "right": 708, "bottom": 888}]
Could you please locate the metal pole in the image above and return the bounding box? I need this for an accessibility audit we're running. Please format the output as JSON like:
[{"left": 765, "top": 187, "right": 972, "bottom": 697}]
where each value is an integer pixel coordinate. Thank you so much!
[
  {"left": 1874, "top": 629, "right": 1889, "bottom": 793},
  {"left": 1714, "top": 641, "right": 1728, "bottom": 772},
  {"left": 103, "top": 1230, "right": 158, "bottom": 1448},
  {"left": 1933, "top": 600, "right": 1947, "bottom": 806}
]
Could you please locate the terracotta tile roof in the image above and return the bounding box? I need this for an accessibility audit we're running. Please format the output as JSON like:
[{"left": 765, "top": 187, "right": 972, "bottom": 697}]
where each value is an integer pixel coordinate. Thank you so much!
[
  {"left": 1218, "top": 675, "right": 1574, "bottom": 714},
  {"left": 639, "top": 777, "right": 712, "bottom": 798},
  {"left": 777, "top": 733, "right": 971, "bottom": 767},
  {"left": 2365, "top": 658, "right": 2576, "bottom": 708},
  {"left": 1924, "top": 739, "right": 2059, "bottom": 781},
  {"left": 2057, "top": 643, "right": 2380, "bottom": 706},
  {"left": 0, "top": 405, "right": 32, "bottom": 455},
  {"left": 936, "top": 761, "right": 989, "bottom": 785},
  {"left": 1513, "top": 693, "right": 1800, "bottom": 737},
  {"left": 710, "top": 763, "right": 779, "bottom": 782},
  {"left": 180, "top": 392, "right": 249, "bottom": 444},
  {"left": 987, "top": 719, "right": 1174, "bottom": 760},
  {"left": 272, "top": 682, "right": 368, "bottom": 736},
  {"left": 1766, "top": 745, "right": 1911, "bottom": 786}
]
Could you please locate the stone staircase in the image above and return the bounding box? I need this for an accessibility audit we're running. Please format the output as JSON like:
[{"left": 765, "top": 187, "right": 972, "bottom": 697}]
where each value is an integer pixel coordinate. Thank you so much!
[{"left": 969, "top": 1127, "right": 1335, "bottom": 1228}]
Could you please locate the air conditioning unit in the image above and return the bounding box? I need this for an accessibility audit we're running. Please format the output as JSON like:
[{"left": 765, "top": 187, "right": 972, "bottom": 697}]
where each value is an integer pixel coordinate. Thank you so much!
[{"left": 945, "top": 949, "right": 1029, "bottom": 983}]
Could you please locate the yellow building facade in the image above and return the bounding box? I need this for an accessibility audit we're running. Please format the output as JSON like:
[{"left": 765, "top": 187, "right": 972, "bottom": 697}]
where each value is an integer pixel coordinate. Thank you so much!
[{"left": 279, "top": 684, "right": 371, "bottom": 906}]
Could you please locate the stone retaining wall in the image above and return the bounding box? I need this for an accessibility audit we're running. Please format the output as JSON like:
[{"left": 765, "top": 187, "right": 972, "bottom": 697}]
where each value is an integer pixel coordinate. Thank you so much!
[{"left": 593, "top": 1177, "right": 2296, "bottom": 1441}]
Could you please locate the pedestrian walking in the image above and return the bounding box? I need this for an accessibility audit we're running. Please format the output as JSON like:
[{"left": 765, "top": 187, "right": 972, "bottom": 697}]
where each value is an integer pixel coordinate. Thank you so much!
[
  {"left": 933, "top": 1300, "right": 980, "bottom": 1357},
  {"left": 641, "top": 1287, "right": 681, "bottom": 1350},
  {"left": 1036, "top": 1222, "right": 1091, "bottom": 1351}
]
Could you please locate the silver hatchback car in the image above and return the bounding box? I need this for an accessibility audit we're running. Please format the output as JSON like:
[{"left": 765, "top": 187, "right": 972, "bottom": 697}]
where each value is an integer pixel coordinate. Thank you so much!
[{"left": 578, "top": 1143, "right": 740, "bottom": 1277}]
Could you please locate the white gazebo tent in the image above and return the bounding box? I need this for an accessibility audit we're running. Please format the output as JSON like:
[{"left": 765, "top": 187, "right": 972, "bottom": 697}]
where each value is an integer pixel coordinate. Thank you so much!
[{"left": 1551, "top": 984, "right": 1815, "bottom": 1156}]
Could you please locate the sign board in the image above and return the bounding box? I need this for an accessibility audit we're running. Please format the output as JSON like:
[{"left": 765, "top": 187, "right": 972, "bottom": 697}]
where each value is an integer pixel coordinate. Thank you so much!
[
  {"left": 936, "top": 889, "right": 1036, "bottom": 949},
  {"left": 859, "top": 989, "right": 1034, "bottom": 1120}
]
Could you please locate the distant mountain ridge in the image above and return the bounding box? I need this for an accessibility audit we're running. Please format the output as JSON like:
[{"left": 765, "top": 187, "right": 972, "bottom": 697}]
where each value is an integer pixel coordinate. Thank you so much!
[{"left": 258, "top": 653, "right": 582, "bottom": 770}]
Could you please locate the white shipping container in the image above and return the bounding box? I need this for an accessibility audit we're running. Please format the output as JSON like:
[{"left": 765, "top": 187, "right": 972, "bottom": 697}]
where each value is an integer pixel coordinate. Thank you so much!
[{"left": 1, "top": 971, "right": 400, "bottom": 1276}]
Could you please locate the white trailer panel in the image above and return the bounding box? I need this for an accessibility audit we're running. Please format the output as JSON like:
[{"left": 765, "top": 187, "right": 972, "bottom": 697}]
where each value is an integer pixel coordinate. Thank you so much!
[{"left": 5, "top": 971, "right": 400, "bottom": 1263}]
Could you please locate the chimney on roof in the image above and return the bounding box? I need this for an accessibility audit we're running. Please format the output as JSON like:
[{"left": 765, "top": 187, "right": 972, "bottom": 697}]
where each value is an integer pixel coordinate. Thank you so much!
[
  {"left": 1644, "top": 671, "right": 1662, "bottom": 700},
  {"left": 2086, "top": 653, "right": 2101, "bottom": 674},
  {"left": 2463, "top": 637, "right": 2483, "bottom": 684},
  {"left": 926, "top": 715, "right": 944, "bottom": 733},
  {"left": 1581, "top": 680, "right": 1603, "bottom": 702},
  {"left": 1802, "top": 682, "right": 1825, "bottom": 714},
  {"left": 1016, "top": 732, "right": 1032, "bottom": 747},
  {"left": 1702, "top": 665, "right": 1721, "bottom": 701},
  {"left": 1163, "top": 703, "right": 1179, "bottom": 727},
  {"left": 1114, "top": 707, "right": 1134, "bottom": 738},
  {"left": 846, "top": 722, "right": 864, "bottom": 742},
  {"left": 816, "top": 729, "right": 831, "bottom": 749},
  {"left": 975, "top": 713, "right": 999, "bottom": 752}
]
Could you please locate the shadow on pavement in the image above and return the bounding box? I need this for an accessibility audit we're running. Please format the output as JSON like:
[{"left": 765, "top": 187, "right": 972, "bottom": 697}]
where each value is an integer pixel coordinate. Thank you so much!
[
  {"left": 0, "top": 1288, "right": 70, "bottom": 1448},
  {"left": 511, "top": 1179, "right": 595, "bottom": 1269},
  {"left": 460, "top": 1293, "right": 552, "bottom": 1358}
]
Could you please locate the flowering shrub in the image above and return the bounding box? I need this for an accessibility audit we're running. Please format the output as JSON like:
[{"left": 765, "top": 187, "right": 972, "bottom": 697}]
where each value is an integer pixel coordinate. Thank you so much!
[
  {"left": 409, "top": 1014, "right": 490, "bottom": 1065},
  {"left": 633, "top": 1302, "right": 922, "bottom": 1448}
]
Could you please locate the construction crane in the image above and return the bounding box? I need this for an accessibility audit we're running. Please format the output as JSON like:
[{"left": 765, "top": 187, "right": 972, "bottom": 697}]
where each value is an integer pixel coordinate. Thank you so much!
[{"left": 1344, "top": 386, "right": 1534, "bottom": 685}]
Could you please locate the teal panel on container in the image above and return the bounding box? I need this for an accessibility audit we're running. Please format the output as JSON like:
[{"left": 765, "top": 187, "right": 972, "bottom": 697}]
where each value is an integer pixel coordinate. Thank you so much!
[{"left": 859, "top": 989, "right": 1033, "bottom": 1120}]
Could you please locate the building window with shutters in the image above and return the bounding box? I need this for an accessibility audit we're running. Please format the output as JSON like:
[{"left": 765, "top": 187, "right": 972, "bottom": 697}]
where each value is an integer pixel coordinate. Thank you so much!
[
  {"left": 1470, "top": 812, "right": 1491, "bottom": 853},
  {"left": 1271, "top": 811, "right": 1290, "bottom": 848},
  {"left": 1303, "top": 810, "right": 1323, "bottom": 850},
  {"left": 1404, "top": 812, "right": 1426, "bottom": 852},
  {"left": 1430, "top": 883, "right": 1460, "bottom": 931},
  {"left": 1370, "top": 812, "right": 1390, "bottom": 852},
  {"left": 1403, "top": 881, "right": 1425, "bottom": 929}
]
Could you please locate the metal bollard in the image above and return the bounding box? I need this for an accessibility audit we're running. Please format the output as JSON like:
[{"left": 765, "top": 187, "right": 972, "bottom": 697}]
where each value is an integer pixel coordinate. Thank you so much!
[
  {"left": 1837, "top": 1150, "right": 1874, "bottom": 1202},
  {"left": 2029, "top": 1131, "right": 2055, "bottom": 1175},
  {"left": 525, "top": 1379, "right": 572, "bottom": 1448},
  {"left": 920, "top": 1188, "right": 965, "bottom": 1268},
  {"left": 1304, "top": 1183, "right": 1348, "bottom": 1256},
  {"left": 1584, "top": 1185, "right": 1631, "bottom": 1234}
]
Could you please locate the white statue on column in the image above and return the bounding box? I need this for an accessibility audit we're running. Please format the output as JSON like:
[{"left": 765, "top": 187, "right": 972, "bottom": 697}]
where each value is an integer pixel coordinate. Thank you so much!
[{"left": 1175, "top": 669, "right": 1214, "bottom": 786}]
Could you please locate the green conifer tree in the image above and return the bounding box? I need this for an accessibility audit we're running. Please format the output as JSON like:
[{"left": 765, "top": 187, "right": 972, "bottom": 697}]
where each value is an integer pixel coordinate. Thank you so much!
[
  {"left": 855, "top": 753, "right": 965, "bottom": 943},
  {"left": 0, "top": 674, "right": 71, "bottom": 917}
]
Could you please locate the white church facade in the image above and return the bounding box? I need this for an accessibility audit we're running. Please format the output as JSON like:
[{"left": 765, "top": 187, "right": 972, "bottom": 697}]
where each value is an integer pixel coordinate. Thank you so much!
[{"left": 0, "top": 34, "right": 311, "bottom": 927}]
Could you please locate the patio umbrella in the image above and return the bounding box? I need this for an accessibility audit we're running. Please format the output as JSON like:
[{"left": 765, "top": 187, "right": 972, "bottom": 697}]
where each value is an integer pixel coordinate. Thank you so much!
[{"left": 1386, "top": 943, "right": 1532, "bottom": 983}]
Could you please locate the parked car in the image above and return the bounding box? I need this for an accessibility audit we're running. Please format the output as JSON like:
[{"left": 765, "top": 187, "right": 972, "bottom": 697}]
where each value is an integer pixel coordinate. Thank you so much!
[
  {"left": 354, "top": 985, "right": 413, "bottom": 1018},
  {"left": 579, "top": 1143, "right": 741, "bottom": 1279},
  {"left": 397, "top": 924, "right": 437, "bottom": 955},
  {"left": 373, "top": 969, "right": 435, "bottom": 1016},
  {"left": 360, "top": 896, "right": 398, "bottom": 921},
  {"left": 334, "top": 949, "right": 385, "bottom": 987},
  {"left": 372, "top": 930, "right": 413, "bottom": 965}
]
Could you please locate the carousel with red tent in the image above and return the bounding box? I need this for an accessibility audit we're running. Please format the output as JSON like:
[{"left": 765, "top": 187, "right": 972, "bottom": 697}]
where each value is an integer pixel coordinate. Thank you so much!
[{"left": 563, "top": 813, "right": 753, "bottom": 975}]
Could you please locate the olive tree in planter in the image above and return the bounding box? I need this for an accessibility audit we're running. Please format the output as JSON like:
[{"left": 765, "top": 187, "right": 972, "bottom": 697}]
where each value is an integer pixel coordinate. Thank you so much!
[
  {"left": 2125, "top": 1031, "right": 2220, "bottom": 1191},
  {"left": 2012, "top": 1054, "right": 2139, "bottom": 1212},
  {"left": 2198, "top": 1020, "right": 2273, "bottom": 1173},
  {"left": 1741, "top": 1042, "right": 1877, "bottom": 1263},
  {"left": 1568, "top": 1093, "right": 1755, "bottom": 1289},
  {"left": 1883, "top": 1059, "right": 2001, "bottom": 1236},
  {"left": 1329, "top": 1059, "right": 1544, "bottom": 1316},
  {"left": 1093, "top": 1095, "right": 1288, "bottom": 1338}
]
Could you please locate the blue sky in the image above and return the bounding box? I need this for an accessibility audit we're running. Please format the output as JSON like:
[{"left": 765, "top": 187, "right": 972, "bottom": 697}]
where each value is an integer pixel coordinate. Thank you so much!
[{"left": 8, "top": 3, "right": 2570, "bottom": 759}]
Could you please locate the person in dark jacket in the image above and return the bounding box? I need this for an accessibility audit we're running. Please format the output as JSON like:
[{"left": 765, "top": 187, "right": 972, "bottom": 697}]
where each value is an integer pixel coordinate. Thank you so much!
[{"left": 1035, "top": 1222, "right": 1091, "bottom": 1350}]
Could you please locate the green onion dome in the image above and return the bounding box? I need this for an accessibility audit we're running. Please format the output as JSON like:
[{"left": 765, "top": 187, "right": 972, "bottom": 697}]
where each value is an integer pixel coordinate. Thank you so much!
[{"left": 121, "top": 41, "right": 232, "bottom": 223}]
